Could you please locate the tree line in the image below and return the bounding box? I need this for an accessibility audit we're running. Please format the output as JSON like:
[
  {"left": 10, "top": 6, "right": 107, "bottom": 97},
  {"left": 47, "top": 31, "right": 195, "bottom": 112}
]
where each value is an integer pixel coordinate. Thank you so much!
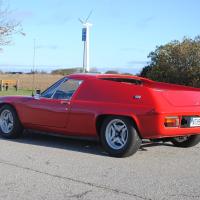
[{"left": 140, "top": 36, "right": 200, "bottom": 88}]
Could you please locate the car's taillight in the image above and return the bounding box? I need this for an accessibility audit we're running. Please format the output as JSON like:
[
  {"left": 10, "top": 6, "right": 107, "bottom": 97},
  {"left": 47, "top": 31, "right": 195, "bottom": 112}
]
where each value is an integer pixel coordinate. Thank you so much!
[{"left": 164, "top": 116, "right": 180, "bottom": 127}]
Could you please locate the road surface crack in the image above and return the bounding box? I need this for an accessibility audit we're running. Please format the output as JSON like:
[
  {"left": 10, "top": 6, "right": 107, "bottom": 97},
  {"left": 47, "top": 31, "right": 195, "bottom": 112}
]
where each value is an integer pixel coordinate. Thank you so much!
[
  {"left": 169, "top": 193, "right": 200, "bottom": 199},
  {"left": 0, "top": 159, "right": 151, "bottom": 200},
  {"left": 67, "top": 190, "right": 92, "bottom": 199}
]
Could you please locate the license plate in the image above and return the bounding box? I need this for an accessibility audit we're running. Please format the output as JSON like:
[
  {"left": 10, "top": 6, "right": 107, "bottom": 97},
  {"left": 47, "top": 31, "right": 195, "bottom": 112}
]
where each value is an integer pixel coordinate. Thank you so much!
[{"left": 190, "top": 117, "right": 200, "bottom": 127}]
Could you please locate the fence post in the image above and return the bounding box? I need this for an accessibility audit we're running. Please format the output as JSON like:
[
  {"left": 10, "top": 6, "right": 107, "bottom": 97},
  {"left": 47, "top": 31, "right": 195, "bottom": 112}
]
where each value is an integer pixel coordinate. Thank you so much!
[
  {"left": 5, "top": 83, "right": 8, "bottom": 91},
  {"left": 0, "top": 80, "right": 3, "bottom": 91},
  {"left": 16, "top": 80, "right": 19, "bottom": 91}
]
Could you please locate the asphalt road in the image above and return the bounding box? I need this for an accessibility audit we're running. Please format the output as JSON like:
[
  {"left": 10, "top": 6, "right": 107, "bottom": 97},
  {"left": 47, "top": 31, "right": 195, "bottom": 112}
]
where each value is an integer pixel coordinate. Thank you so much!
[{"left": 0, "top": 132, "right": 200, "bottom": 200}]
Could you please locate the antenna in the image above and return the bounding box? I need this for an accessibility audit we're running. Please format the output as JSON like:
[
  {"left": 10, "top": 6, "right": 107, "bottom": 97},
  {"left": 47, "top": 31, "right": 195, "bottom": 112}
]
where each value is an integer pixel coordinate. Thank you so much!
[
  {"left": 32, "top": 39, "right": 36, "bottom": 96},
  {"left": 79, "top": 11, "right": 93, "bottom": 73}
]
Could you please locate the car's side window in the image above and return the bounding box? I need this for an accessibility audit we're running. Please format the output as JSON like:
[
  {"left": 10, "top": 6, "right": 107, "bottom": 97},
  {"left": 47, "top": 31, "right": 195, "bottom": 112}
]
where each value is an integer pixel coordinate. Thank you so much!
[
  {"left": 41, "top": 78, "right": 65, "bottom": 98},
  {"left": 52, "top": 79, "right": 83, "bottom": 100}
]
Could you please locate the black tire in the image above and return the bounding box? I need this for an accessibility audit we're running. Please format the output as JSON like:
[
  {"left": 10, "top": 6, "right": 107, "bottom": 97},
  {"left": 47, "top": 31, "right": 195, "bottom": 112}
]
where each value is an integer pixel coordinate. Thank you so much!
[
  {"left": 0, "top": 105, "right": 23, "bottom": 139},
  {"left": 100, "top": 116, "right": 141, "bottom": 157},
  {"left": 170, "top": 135, "right": 200, "bottom": 148}
]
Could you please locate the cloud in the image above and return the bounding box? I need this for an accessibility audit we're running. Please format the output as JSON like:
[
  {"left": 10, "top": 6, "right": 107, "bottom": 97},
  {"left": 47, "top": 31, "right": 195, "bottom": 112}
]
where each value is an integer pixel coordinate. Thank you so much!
[
  {"left": 121, "top": 47, "right": 146, "bottom": 53},
  {"left": 36, "top": 45, "right": 61, "bottom": 50},
  {"left": 55, "top": 0, "right": 66, "bottom": 7},
  {"left": 136, "top": 16, "right": 154, "bottom": 29},
  {"left": 38, "top": 16, "right": 71, "bottom": 26},
  {"left": 11, "top": 10, "right": 34, "bottom": 20},
  {"left": 96, "top": 66, "right": 144, "bottom": 74},
  {"left": 0, "top": 64, "right": 61, "bottom": 73},
  {"left": 37, "top": 12, "right": 71, "bottom": 26},
  {"left": 127, "top": 60, "right": 148, "bottom": 65}
]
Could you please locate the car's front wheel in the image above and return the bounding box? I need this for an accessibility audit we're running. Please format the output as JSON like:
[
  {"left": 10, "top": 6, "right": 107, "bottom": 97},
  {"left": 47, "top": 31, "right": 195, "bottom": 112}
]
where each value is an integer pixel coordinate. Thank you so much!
[
  {"left": 0, "top": 105, "right": 23, "bottom": 139},
  {"left": 170, "top": 135, "right": 200, "bottom": 148},
  {"left": 100, "top": 116, "right": 141, "bottom": 157}
]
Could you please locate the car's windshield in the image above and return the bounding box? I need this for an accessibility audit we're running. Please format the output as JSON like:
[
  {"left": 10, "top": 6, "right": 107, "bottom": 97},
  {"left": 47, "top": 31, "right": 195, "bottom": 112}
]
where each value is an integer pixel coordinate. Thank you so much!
[
  {"left": 41, "top": 77, "right": 66, "bottom": 98},
  {"left": 52, "top": 79, "right": 83, "bottom": 100}
]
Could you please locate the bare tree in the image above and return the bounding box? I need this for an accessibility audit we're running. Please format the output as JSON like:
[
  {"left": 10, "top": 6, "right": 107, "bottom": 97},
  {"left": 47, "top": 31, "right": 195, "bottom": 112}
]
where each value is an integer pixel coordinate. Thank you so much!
[{"left": 0, "top": 0, "right": 24, "bottom": 49}]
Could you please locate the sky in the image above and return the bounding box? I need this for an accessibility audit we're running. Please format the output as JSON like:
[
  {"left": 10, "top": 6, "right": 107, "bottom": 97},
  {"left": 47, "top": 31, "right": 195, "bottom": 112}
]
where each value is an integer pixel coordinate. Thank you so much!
[{"left": 0, "top": 0, "right": 200, "bottom": 74}]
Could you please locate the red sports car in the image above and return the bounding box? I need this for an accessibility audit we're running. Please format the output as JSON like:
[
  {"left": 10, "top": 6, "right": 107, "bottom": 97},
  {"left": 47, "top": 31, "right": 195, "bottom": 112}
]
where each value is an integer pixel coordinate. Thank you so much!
[{"left": 0, "top": 73, "right": 200, "bottom": 157}]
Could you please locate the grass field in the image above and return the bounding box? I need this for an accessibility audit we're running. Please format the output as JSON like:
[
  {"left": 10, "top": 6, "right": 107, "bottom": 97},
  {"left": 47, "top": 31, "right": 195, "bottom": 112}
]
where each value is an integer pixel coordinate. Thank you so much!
[
  {"left": 0, "top": 74, "right": 63, "bottom": 91},
  {"left": 0, "top": 74, "right": 64, "bottom": 96},
  {"left": 0, "top": 88, "right": 32, "bottom": 96}
]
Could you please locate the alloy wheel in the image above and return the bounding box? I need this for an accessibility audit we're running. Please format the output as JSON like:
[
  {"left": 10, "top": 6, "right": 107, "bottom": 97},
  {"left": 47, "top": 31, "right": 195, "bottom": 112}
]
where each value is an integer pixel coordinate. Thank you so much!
[
  {"left": 0, "top": 109, "right": 14, "bottom": 134},
  {"left": 105, "top": 119, "right": 128, "bottom": 150}
]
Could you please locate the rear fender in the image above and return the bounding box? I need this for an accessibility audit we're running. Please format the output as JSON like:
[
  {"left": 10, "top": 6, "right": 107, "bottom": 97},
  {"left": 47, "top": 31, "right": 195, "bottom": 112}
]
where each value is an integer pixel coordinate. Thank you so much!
[{"left": 95, "top": 112, "right": 143, "bottom": 138}]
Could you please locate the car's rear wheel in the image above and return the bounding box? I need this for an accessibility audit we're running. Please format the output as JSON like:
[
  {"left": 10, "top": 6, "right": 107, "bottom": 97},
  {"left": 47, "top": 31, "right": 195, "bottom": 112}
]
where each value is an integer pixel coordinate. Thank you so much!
[
  {"left": 100, "top": 116, "right": 141, "bottom": 157},
  {"left": 170, "top": 135, "right": 200, "bottom": 147},
  {"left": 0, "top": 105, "right": 23, "bottom": 139}
]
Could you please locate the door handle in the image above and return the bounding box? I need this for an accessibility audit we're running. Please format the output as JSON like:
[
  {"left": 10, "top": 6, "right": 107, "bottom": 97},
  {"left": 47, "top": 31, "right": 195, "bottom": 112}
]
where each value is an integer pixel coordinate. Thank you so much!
[{"left": 60, "top": 100, "right": 70, "bottom": 105}]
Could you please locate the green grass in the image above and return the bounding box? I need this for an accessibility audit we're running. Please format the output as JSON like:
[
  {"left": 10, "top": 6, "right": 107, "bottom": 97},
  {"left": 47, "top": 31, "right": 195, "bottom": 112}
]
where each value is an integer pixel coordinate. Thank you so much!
[{"left": 0, "top": 88, "right": 32, "bottom": 96}]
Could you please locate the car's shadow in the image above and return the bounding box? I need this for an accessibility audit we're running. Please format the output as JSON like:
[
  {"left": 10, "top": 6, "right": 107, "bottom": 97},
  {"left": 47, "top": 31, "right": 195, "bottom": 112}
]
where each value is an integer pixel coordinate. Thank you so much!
[
  {"left": 140, "top": 140, "right": 174, "bottom": 151},
  {"left": 0, "top": 131, "right": 174, "bottom": 156}
]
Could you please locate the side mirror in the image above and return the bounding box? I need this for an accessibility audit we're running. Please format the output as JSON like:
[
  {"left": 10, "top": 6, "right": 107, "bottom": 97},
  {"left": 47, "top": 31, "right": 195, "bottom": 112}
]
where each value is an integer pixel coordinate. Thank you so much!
[{"left": 34, "top": 89, "right": 41, "bottom": 100}]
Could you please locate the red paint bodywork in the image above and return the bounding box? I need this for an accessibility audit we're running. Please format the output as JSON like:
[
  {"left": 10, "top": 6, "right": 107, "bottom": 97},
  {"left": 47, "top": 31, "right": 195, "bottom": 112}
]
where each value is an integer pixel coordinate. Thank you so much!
[{"left": 1, "top": 73, "right": 200, "bottom": 139}]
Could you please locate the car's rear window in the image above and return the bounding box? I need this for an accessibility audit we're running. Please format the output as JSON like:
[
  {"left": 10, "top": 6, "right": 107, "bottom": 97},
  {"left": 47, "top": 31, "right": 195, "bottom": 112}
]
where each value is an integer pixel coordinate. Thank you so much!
[{"left": 100, "top": 78, "right": 142, "bottom": 85}]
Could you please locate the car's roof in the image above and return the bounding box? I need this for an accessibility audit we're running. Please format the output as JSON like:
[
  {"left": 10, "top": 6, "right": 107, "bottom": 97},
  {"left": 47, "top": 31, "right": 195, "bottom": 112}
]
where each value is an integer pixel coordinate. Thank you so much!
[
  {"left": 68, "top": 73, "right": 153, "bottom": 82},
  {"left": 67, "top": 73, "right": 200, "bottom": 91}
]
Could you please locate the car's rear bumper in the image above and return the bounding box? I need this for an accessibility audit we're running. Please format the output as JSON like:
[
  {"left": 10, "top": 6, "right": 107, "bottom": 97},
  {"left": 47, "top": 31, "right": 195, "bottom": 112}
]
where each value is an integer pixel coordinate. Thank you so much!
[{"left": 136, "top": 112, "right": 200, "bottom": 139}]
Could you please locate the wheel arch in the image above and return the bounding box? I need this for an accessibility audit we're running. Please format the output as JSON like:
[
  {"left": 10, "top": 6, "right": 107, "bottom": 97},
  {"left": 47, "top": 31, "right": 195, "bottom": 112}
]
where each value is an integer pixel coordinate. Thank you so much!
[
  {"left": 0, "top": 102, "right": 16, "bottom": 110},
  {"left": 95, "top": 114, "right": 143, "bottom": 139},
  {"left": 0, "top": 103, "right": 22, "bottom": 122}
]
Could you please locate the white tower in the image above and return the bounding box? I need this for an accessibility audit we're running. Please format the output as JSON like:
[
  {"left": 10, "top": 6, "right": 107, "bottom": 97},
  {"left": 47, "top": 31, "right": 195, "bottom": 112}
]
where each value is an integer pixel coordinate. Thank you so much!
[{"left": 79, "top": 11, "right": 92, "bottom": 73}]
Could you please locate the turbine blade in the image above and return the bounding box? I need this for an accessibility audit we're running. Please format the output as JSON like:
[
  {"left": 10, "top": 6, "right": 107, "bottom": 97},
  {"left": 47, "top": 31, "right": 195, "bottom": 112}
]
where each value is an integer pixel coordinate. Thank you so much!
[
  {"left": 85, "top": 10, "right": 93, "bottom": 22},
  {"left": 78, "top": 18, "right": 84, "bottom": 23}
]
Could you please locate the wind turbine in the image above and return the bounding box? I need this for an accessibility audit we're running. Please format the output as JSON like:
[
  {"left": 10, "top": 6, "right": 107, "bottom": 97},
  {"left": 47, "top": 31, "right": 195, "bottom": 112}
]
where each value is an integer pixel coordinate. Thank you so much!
[{"left": 79, "top": 11, "right": 93, "bottom": 73}]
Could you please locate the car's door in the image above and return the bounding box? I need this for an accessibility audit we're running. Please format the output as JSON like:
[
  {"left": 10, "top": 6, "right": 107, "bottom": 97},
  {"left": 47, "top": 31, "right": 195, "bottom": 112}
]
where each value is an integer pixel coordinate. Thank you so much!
[{"left": 22, "top": 78, "right": 83, "bottom": 128}]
